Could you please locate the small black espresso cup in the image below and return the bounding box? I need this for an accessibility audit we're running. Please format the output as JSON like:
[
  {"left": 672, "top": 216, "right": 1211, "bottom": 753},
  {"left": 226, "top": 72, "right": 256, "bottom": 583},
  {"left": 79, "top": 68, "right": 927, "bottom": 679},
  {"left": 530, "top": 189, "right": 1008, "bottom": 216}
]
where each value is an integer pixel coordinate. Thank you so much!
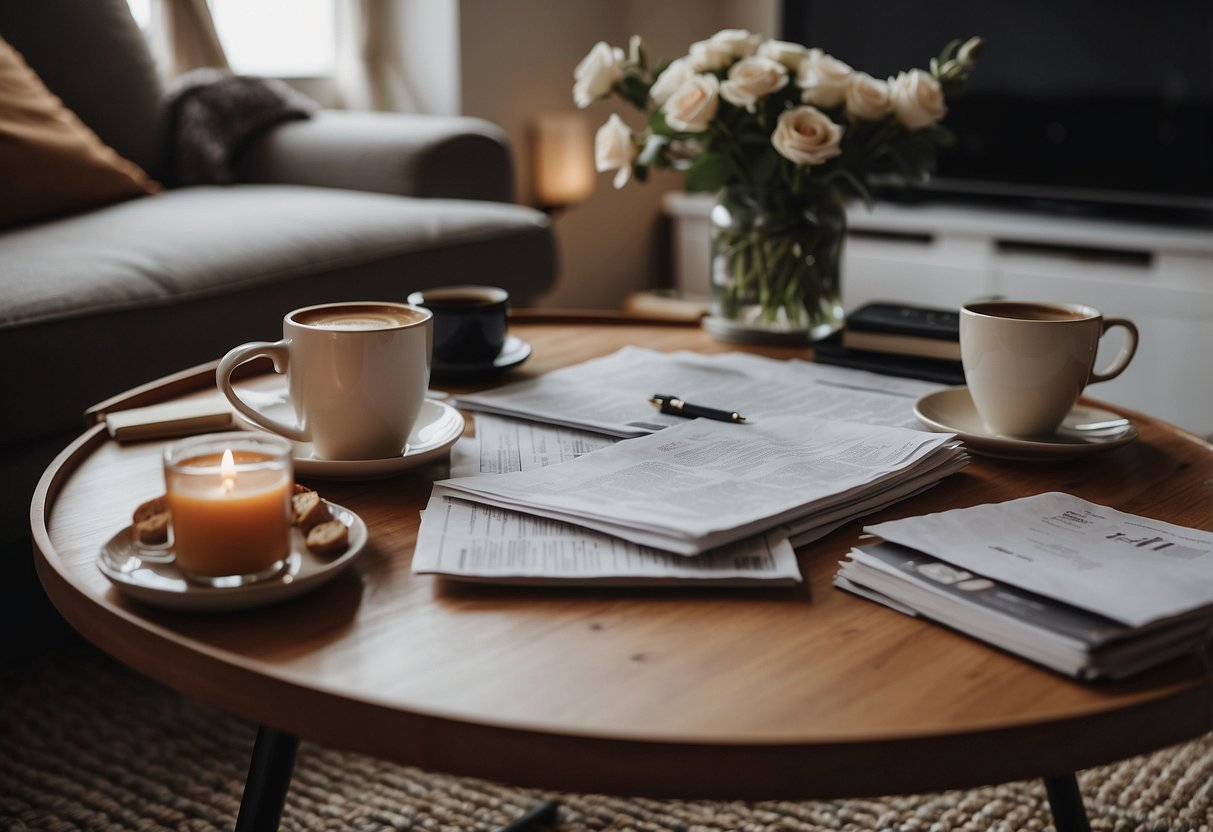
[{"left": 406, "top": 285, "right": 508, "bottom": 366}]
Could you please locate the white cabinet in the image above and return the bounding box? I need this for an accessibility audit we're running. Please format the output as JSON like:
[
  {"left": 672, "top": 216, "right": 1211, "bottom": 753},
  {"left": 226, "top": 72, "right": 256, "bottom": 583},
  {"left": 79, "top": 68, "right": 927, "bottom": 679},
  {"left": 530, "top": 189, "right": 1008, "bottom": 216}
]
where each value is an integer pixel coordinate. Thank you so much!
[{"left": 665, "top": 193, "right": 1213, "bottom": 437}]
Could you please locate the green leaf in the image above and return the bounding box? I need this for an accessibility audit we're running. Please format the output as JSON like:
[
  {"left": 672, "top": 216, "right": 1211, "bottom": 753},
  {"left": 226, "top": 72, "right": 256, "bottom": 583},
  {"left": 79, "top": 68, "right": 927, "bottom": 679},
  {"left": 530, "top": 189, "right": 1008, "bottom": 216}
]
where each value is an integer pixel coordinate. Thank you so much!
[
  {"left": 684, "top": 152, "right": 733, "bottom": 192},
  {"left": 648, "top": 109, "right": 676, "bottom": 136},
  {"left": 618, "top": 75, "right": 650, "bottom": 109}
]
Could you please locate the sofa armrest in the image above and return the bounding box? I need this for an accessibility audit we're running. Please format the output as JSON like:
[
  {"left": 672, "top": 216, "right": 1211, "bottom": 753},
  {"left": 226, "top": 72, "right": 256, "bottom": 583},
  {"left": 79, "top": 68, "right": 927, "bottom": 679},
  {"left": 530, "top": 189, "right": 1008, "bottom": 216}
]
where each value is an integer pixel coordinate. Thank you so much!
[{"left": 235, "top": 110, "right": 517, "bottom": 202}]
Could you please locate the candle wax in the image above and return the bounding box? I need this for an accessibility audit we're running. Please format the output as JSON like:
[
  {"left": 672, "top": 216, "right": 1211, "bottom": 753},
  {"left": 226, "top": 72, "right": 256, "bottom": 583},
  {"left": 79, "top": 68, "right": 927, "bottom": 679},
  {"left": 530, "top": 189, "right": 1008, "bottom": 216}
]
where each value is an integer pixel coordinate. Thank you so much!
[{"left": 166, "top": 450, "right": 292, "bottom": 577}]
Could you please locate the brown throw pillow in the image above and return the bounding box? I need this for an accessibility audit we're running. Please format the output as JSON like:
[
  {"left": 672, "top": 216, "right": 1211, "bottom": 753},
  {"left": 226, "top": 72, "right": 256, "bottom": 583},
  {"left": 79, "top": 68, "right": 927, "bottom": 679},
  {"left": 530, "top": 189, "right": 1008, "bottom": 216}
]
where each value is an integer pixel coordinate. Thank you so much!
[{"left": 0, "top": 34, "right": 160, "bottom": 227}]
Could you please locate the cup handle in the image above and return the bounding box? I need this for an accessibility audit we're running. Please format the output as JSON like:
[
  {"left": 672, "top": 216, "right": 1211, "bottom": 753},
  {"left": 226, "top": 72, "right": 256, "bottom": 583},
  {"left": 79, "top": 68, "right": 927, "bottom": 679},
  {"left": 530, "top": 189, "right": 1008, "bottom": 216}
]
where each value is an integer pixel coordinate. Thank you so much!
[
  {"left": 216, "top": 341, "right": 310, "bottom": 442},
  {"left": 1088, "top": 317, "right": 1139, "bottom": 384}
]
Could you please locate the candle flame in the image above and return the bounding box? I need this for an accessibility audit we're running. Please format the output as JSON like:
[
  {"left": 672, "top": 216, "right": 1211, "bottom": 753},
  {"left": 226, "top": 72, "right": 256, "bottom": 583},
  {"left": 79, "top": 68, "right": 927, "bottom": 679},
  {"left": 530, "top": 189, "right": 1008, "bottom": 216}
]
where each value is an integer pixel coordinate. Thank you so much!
[{"left": 221, "top": 448, "right": 236, "bottom": 494}]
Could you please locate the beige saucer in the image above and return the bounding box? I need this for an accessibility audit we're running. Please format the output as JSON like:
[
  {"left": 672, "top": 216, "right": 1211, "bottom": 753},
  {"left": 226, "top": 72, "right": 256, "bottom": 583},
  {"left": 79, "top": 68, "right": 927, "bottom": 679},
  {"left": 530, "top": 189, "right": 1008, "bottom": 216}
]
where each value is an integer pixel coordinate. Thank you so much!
[
  {"left": 914, "top": 386, "right": 1138, "bottom": 460},
  {"left": 98, "top": 501, "right": 368, "bottom": 612}
]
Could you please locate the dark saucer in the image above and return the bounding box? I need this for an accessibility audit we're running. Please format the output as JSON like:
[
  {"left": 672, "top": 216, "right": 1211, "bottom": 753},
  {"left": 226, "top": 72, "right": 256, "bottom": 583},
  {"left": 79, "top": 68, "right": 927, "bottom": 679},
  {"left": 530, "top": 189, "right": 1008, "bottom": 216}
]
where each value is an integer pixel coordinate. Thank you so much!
[{"left": 431, "top": 335, "right": 532, "bottom": 381}]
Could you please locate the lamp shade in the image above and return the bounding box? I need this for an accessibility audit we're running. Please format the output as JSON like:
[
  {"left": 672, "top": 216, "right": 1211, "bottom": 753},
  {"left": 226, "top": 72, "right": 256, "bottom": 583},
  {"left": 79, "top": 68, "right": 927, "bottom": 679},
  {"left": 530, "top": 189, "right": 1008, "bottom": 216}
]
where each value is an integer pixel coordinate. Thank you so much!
[{"left": 532, "top": 112, "right": 594, "bottom": 209}]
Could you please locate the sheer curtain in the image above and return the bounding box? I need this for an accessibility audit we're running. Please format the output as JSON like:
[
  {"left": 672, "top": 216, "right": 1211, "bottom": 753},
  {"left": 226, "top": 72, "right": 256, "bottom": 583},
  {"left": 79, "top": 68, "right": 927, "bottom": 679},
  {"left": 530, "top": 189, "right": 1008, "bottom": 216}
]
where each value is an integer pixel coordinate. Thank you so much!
[
  {"left": 150, "top": 0, "right": 230, "bottom": 78},
  {"left": 335, "top": 0, "right": 417, "bottom": 111}
]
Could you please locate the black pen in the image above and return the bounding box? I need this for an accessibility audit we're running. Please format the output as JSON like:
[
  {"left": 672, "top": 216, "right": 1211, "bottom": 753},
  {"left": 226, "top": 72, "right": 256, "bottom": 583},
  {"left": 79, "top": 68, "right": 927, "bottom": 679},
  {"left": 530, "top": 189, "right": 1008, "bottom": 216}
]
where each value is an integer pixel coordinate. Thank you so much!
[{"left": 649, "top": 394, "right": 746, "bottom": 424}]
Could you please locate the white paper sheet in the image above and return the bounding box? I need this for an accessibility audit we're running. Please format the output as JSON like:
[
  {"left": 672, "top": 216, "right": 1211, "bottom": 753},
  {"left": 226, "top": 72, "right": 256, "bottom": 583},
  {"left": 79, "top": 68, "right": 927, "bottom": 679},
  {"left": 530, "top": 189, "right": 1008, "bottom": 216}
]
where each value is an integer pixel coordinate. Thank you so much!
[
  {"left": 437, "top": 415, "right": 964, "bottom": 555},
  {"left": 412, "top": 493, "right": 801, "bottom": 585},
  {"left": 449, "top": 414, "right": 617, "bottom": 477},
  {"left": 866, "top": 492, "right": 1213, "bottom": 627},
  {"left": 454, "top": 346, "right": 942, "bottom": 437}
]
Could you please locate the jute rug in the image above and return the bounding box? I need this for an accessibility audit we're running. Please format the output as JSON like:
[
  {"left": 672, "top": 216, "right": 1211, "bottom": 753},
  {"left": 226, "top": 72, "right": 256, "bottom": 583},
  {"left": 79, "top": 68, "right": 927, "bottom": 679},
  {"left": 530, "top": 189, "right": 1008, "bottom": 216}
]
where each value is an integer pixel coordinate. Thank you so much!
[{"left": 2, "top": 641, "right": 1211, "bottom": 832}]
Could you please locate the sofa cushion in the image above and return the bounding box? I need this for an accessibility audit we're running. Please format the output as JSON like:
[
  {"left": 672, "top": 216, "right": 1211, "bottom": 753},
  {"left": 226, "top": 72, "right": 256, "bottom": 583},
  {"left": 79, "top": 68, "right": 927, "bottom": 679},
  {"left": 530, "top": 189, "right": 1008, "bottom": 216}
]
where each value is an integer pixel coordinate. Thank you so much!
[
  {"left": 0, "top": 0, "right": 168, "bottom": 180},
  {"left": 0, "top": 185, "right": 551, "bottom": 329},
  {"left": 0, "top": 35, "right": 160, "bottom": 228}
]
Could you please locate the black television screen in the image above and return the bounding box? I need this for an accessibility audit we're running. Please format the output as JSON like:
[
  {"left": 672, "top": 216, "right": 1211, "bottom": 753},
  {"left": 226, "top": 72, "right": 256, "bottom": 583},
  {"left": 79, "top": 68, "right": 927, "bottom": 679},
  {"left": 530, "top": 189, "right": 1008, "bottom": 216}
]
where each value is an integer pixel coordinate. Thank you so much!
[{"left": 781, "top": 0, "right": 1213, "bottom": 224}]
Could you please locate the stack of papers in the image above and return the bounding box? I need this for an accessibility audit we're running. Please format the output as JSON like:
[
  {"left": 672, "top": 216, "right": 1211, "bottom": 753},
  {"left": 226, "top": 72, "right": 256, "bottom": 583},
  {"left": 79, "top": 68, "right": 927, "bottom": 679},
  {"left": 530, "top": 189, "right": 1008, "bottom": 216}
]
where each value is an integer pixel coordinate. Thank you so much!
[
  {"left": 412, "top": 413, "right": 802, "bottom": 585},
  {"left": 428, "top": 413, "right": 965, "bottom": 555},
  {"left": 412, "top": 348, "right": 967, "bottom": 587},
  {"left": 836, "top": 492, "right": 1213, "bottom": 679}
]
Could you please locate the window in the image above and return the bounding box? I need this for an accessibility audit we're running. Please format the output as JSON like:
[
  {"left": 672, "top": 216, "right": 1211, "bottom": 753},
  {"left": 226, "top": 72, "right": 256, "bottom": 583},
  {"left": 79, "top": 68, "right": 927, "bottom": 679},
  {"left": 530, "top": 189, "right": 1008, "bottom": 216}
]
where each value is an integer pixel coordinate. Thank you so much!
[
  {"left": 124, "top": 0, "right": 337, "bottom": 77},
  {"left": 210, "top": 0, "right": 336, "bottom": 77},
  {"left": 126, "top": 0, "right": 151, "bottom": 29}
]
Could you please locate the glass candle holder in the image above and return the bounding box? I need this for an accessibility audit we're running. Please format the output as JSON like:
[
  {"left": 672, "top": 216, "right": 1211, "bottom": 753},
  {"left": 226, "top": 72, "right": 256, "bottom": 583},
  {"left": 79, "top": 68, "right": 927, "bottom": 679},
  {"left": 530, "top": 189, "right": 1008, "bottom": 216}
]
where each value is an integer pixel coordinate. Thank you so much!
[{"left": 164, "top": 432, "right": 294, "bottom": 587}]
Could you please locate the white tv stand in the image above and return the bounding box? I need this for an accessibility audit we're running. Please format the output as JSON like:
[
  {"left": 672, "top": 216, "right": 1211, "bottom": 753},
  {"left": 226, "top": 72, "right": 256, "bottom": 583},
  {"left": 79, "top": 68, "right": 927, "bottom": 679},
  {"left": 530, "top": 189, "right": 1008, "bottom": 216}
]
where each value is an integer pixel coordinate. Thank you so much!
[{"left": 664, "top": 193, "right": 1213, "bottom": 437}]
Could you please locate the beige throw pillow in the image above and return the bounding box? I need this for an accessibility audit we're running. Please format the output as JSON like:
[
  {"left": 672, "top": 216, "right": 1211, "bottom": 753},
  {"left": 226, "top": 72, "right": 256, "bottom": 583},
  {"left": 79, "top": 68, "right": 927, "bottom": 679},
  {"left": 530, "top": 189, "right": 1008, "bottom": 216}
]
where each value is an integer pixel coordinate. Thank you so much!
[{"left": 0, "top": 34, "right": 160, "bottom": 227}]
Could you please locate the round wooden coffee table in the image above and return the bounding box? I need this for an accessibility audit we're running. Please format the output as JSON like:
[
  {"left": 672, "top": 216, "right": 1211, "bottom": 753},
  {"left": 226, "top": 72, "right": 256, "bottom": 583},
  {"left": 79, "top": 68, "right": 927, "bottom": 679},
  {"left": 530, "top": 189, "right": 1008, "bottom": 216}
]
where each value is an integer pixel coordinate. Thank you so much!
[{"left": 31, "top": 317, "right": 1213, "bottom": 832}]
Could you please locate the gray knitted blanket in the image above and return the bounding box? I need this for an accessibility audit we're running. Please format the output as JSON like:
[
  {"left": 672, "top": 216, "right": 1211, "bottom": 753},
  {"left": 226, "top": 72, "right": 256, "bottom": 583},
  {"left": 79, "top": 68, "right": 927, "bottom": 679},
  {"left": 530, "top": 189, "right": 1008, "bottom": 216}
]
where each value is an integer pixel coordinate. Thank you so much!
[{"left": 166, "top": 67, "right": 318, "bottom": 187}]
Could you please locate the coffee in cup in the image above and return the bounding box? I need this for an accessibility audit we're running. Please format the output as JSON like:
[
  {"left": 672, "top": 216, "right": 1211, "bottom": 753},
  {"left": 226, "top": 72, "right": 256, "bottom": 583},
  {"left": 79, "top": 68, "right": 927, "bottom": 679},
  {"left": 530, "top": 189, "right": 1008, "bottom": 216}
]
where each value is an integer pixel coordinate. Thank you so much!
[
  {"left": 960, "top": 301, "right": 1138, "bottom": 437},
  {"left": 406, "top": 285, "right": 508, "bottom": 367},
  {"left": 217, "top": 301, "right": 432, "bottom": 460}
]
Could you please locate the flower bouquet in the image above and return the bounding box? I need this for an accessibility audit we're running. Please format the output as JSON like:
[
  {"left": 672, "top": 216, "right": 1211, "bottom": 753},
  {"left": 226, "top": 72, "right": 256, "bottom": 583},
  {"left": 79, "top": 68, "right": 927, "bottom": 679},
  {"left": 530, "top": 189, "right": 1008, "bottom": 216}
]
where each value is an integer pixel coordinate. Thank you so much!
[{"left": 574, "top": 29, "right": 980, "bottom": 341}]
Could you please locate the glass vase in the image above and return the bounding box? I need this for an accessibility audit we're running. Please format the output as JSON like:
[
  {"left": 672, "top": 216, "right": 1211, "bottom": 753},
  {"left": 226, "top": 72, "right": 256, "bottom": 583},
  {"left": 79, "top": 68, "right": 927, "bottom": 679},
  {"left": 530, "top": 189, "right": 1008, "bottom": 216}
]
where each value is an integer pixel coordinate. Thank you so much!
[{"left": 705, "top": 185, "right": 846, "bottom": 344}]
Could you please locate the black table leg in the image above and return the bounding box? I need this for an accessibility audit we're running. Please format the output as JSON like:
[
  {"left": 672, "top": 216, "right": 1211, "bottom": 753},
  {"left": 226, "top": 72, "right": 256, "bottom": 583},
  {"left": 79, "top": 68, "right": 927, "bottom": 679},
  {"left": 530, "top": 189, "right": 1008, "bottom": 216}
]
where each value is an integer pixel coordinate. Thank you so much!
[
  {"left": 1043, "top": 773, "right": 1091, "bottom": 832},
  {"left": 492, "top": 799, "right": 560, "bottom": 832},
  {"left": 230, "top": 726, "right": 553, "bottom": 832},
  {"left": 234, "top": 726, "right": 300, "bottom": 832}
]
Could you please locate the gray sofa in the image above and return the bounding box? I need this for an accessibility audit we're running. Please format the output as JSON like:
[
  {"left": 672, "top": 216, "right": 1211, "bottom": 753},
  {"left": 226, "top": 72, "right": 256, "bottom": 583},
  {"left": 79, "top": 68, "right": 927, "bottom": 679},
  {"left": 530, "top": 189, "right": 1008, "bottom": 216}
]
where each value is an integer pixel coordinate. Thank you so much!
[{"left": 0, "top": 0, "right": 556, "bottom": 633}]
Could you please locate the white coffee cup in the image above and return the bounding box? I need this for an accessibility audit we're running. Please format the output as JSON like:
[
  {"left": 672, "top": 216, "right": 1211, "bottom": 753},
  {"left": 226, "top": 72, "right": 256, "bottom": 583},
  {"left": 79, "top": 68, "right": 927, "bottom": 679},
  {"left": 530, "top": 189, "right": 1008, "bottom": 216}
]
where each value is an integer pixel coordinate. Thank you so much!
[
  {"left": 217, "top": 301, "right": 433, "bottom": 460},
  {"left": 960, "top": 301, "right": 1138, "bottom": 437}
]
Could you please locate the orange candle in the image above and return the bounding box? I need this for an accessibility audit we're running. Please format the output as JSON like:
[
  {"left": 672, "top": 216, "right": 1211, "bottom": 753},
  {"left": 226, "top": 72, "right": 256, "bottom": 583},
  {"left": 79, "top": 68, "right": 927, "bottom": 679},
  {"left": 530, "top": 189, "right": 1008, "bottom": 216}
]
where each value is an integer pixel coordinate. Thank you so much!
[{"left": 164, "top": 434, "right": 293, "bottom": 583}]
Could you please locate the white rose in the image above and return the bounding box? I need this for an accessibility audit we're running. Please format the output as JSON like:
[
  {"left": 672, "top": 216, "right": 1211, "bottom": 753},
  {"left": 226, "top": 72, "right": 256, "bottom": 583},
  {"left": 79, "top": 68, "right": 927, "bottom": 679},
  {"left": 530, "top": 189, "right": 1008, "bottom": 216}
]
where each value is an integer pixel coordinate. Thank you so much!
[
  {"left": 845, "top": 72, "right": 892, "bottom": 120},
  {"left": 594, "top": 114, "right": 635, "bottom": 189},
  {"left": 889, "top": 68, "right": 946, "bottom": 129},
  {"left": 797, "top": 51, "right": 853, "bottom": 108},
  {"left": 662, "top": 74, "right": 720, "bottom": 133},
  {"left": 649, "top": 57, "right": 695, "bottom": 107},
  {"left": 720, "top": 56, "right": 789, "bottom": 112},
  {"left": 757, "top": 39, "right": 811, "bottom": 71},
  {"left": 688, "top": 28, "right": 761, "bottom": 71},
  {"left": 573, "top": 41, "right": 625, "bottom": 109},
  {"left": 771, "top": 105, "right": 844, "bottom": 167}
]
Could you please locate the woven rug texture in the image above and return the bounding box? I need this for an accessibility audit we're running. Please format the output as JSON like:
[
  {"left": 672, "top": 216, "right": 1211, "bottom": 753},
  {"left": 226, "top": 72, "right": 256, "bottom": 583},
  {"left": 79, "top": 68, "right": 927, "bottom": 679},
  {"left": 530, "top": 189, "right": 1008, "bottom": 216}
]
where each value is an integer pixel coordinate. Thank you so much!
[{"left": 2, "top": 643, "right": 1211, "bottom": 832}]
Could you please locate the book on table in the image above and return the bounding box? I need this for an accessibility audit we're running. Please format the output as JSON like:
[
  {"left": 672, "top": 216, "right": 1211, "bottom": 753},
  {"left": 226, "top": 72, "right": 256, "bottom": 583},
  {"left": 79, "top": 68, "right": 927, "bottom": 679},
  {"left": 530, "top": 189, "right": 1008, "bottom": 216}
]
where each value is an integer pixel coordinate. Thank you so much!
[
  {"left": 841, "top": 302, "right": 961, "bottom": 360},
  {"left": 834, "top": 492, "right": 1213, "bottom": 679},
  {"left": 810, "top": 302, "right": 964, "bottom": 385}
]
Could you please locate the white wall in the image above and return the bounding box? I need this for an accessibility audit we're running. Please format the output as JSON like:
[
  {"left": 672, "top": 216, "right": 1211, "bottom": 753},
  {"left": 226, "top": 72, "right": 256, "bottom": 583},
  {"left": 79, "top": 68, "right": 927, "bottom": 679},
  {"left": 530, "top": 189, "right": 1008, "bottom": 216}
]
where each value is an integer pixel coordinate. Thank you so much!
[{"left": 457, "top": 0, "right": 778, "bottom": 309}]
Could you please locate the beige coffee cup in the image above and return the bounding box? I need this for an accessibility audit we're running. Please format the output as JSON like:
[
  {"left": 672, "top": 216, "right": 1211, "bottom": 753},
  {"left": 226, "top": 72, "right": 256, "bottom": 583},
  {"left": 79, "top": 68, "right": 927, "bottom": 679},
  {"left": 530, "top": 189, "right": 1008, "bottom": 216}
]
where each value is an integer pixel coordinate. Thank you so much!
[
  {"left": 217, "top": 301, "right": 433, "bottom": 460},
  {"left": 960, "top": 301, "right": 1138, "bottom": 437}
]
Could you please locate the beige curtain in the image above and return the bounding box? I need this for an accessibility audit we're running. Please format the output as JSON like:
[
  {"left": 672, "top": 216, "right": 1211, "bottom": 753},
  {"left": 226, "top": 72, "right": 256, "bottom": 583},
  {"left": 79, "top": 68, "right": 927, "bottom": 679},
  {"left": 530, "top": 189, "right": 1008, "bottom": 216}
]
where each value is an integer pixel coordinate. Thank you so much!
[
  {"left": 335, "top": 0, "right": 417, "bottom": 111},
  {"left": 151, "top": 0, "right": 230, "bottom": 78}
]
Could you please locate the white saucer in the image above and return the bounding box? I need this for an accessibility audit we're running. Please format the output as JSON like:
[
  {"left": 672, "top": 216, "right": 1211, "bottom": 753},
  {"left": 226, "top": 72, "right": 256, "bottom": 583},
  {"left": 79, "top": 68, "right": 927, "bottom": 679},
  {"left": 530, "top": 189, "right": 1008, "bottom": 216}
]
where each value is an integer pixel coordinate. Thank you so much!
[
  {"left": 914, "top": 386, "right": 1138, "bottom": 461},
  {"left": 431, "top": 335, "right": 532, "bottom": 381},
  {"left": 98, "top": 502, "right": 367, "bottom": 612},
  {"left": 234, "top": 380, "right": 465, "bottom": 479}
]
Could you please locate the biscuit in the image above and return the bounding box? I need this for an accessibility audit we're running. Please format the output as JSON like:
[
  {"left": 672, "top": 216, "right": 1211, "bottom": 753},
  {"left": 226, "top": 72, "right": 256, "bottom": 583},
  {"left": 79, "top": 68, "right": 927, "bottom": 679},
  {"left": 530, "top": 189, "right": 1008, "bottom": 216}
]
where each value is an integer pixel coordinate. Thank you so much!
[
  {"left": 305, "top": 519, "right": 348, "bottom": 555},
  {"left": 132, "top": 496, "right": 171, "bottom": 545},
  {"left": 134, "top": 511, "right": 171, "bottom": 545},
  {"left": 133, "top": 496, "right": 168, "bottom": 524},
  {"left": 291, "top": 490, "right": 332, "bottom": 533}
]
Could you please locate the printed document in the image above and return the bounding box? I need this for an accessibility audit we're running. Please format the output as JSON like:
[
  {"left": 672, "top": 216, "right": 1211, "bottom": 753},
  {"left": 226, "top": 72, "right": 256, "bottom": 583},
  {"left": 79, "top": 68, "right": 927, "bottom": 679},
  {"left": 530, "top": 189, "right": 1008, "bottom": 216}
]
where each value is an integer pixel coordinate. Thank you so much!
[
  {"left": 413, "top": 493, "right": 801, "bottom": 585},
  {"left": 418, "top": 417, "right": 800, "bottom": 584},
  {"left": 835, "top": 542, "right": 1213, "bottom": 679},
  {"left": 866, "top": 492, "right": 1213, "bottom": 627},
  {"left": 450, "top": 413, "right": 617, "bottom": 477},
  {"left": 455, "top": 346, "right": 942, "bottom": 437},
  {"left": 437, "top": 414, "right": 964, "bottom": 555}
]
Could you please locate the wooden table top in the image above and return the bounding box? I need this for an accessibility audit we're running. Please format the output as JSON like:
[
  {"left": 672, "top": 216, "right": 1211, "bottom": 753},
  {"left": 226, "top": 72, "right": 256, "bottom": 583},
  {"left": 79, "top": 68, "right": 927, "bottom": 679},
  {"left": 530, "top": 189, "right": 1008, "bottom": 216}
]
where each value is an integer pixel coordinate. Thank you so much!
[{"left": 31, "top": 315, "right": 1213, "bottom": 801}]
